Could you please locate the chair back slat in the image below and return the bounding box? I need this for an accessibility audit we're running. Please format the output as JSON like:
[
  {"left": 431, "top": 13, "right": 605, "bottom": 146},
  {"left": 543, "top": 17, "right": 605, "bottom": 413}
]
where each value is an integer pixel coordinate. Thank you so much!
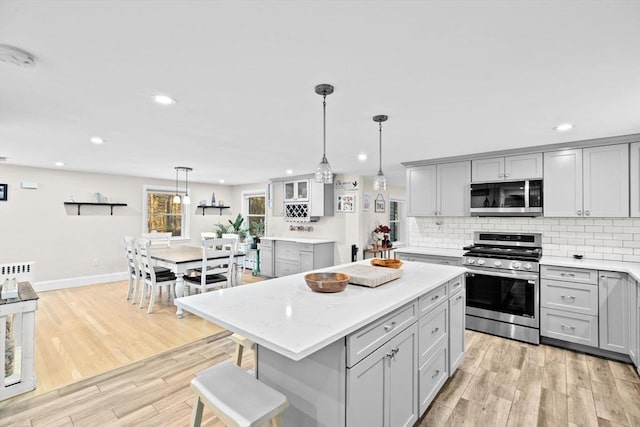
[{"left": 141, "top": 232, "right": 172, "bottom": 248}]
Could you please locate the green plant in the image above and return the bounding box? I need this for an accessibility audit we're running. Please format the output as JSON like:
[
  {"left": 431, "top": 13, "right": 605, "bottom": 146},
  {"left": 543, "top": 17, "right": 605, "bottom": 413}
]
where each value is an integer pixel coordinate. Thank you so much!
[
  {"left": 228, "top": 213, "right": 245, "bottom": 233},
  {"left": 251, "top": 220, "right": 265, "bottom": 237},
  {"left": 214, "top": 223, "right": 231, "bottom": 238}
]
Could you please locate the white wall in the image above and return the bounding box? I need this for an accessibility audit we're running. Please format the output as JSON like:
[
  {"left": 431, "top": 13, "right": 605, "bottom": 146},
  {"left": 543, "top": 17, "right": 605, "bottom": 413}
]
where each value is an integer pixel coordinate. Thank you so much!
[
  {"left": 409, "top": 216, "right": 640, "bottom": 262},
  {"left": 0, "top": 164, "right": 238, "bottom": 288}
]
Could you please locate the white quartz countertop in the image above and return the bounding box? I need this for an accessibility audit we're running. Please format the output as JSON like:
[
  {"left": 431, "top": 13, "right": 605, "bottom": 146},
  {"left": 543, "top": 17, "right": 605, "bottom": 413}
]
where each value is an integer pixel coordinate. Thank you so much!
[
  {"left": 541, "top": 256, "right": 640, "bottom": 282},
  {"left": 261, "top": 237, "right": 334, "bottom": 244},
  {"left": 175, "top": 260, "right": 465, "bottom": 361},
  {"left": 394, "top": 246, "right": 465, "bottom": 258}
]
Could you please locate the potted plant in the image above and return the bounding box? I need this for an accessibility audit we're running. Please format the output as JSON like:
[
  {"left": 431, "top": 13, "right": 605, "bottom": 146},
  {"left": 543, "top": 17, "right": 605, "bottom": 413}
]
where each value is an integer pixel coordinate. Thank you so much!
[{"left": 214, "top": 223, "right": 231, "bottom": 238}]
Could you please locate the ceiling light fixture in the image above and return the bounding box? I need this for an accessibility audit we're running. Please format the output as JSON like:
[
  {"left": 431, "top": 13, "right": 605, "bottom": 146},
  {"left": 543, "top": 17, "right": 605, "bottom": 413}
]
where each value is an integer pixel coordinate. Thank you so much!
[
  {"left": 315, "top": 84, "right": 334, "bottom": 184},
  {"left": 90, "top": 136, "right": 105, "bottom": 144},
  {"left": 286, "top": 169, "right": 293, "bottom": 175},
  {"left": 219, "top": 179, "right": 225, "bottom": 184},
  {"left": 358, "top": 153, "right": 367, "bottom": 162},
  {"left": 153, "top": 94, "right": 176, "bottom": 105},
  {"left": 55, "top": 161, "right": 64, "bottom": 167},
  {"left": 173, "top": 166, "right": 192, "bottom": 205},
  {"left": 373, "top": 114, "right": 388, "bottom": 191},
  {"left": 554, "top": 123, "right": 574, "bottom": 132}
]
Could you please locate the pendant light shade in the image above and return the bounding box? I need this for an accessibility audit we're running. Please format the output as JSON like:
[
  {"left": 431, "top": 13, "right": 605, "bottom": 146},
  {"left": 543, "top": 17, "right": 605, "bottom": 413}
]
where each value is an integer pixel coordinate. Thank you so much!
[
  {"left": 373, "top": 115, "right": 388, "bottom": 191},
  {"left": 315, "top": 84, "right": 334, "bottom": 184},
  {"left": 173, "top": 166, "right": 193, "bottom": 205}
]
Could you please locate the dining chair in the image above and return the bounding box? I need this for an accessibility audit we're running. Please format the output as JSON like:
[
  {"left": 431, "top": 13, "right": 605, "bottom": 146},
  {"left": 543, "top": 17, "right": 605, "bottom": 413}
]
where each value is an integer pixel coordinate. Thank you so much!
[
  {"left": 124, "top": 236, "right": 140, "bottom": 302},
  {"left": 136, "top": 238, "right": 177, "bottom": 314},
  {"left": 222, "top": 233, "right": 244, "bottom": 286},
  {"left": 140, "top": 231, "right": 172, "bottom": 248},
  {"left": 183, "top": 237, "right": 235, "bottom": 295}
]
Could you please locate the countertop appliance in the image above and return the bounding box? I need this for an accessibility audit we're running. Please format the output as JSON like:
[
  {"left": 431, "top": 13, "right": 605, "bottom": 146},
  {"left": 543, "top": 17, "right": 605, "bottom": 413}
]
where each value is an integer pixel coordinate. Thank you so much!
[
  {"left": 463, "top": 231, "right": 542, "bottom": 344},
  {"left": 470, "top": 179, "right": 543, "bottom": 216}
]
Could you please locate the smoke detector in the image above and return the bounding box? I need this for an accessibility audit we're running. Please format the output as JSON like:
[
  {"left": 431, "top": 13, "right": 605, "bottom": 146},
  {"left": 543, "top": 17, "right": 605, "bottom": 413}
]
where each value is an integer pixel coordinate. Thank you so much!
[{"left": 0, "top": 44, "right": 36, "bottom": 67}]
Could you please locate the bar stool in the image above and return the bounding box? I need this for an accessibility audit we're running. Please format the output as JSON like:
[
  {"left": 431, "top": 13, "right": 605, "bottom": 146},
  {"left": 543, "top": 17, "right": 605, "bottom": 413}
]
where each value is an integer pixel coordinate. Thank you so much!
[
  {"left": 230, "top": 333, "right": 255, "bottom": 367},
  {"left": 190, "top": 362, "right": 288, "bottom": 427}
]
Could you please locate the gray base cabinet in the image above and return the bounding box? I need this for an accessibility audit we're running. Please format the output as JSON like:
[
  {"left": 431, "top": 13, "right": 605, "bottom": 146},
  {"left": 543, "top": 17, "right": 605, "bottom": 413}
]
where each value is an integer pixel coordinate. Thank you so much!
[
  {"left": 628, "top": 277, "right": 638, "bottom": 366},
  {"left": 258, "top": 240, "right": 274, "bottom": 277},
  {"left": 449, "top": 287, "right": 466, "bottom": 373},
  {"left": 396, "top": 252, "right": 462, "bottom": 266},
  {"left": 599, "top": 271, "right": 629, "bottom": 354}
]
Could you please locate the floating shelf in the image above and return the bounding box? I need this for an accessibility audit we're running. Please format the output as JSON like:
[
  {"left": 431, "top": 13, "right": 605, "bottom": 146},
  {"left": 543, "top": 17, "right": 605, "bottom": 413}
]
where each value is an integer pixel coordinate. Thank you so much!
[
  {"left": 64, "top": 202, "right": 127, "bottom": 216},
  {"left": 197, "top": 205, "right": 231, "bottom": 216}
]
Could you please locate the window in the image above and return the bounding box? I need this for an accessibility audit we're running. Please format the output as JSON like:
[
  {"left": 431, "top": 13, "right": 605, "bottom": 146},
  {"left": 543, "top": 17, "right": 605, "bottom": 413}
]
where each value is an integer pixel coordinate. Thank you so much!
[
  {"left": 243, "top": 191, "right": 266, "bottom": 237},
  {"left": 389, "top": 200, "right": 405, "bottom": 243},
  {"left": 143, "top": 186, "right": 190, "bottom": 239}
]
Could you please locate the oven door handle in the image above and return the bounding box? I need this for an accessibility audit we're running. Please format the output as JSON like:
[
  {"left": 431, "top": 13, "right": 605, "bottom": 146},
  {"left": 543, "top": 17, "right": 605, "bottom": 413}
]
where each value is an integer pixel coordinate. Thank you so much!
[{"left": 465, "top": 269, "right": 539, "bottom": 282}]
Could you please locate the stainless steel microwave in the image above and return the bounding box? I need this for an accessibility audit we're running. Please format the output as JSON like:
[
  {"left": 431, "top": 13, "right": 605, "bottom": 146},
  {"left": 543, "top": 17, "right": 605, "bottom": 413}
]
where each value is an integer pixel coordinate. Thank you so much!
[{"left": 470, "top": 180, "right": 543, "bottom": 216}]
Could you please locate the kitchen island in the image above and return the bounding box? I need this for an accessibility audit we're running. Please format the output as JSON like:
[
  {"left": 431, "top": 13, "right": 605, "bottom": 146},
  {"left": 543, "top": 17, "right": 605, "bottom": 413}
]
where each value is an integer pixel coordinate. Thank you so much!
[{"left": 175, "top": 260, "right": 466, "bottom": 426}]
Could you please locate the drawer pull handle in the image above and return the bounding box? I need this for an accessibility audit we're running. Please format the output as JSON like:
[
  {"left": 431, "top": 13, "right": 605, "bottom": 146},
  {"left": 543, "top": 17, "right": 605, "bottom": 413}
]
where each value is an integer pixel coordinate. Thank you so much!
[
  {"left": 431, "top": 295, "right": 440, "bottom": 301},
  {"left": 431, "top": 327, "right": 439, "bottom": 334},
  {"left": 561, "top": 295, "right": 576, "bottom": 302},
  {"left": 384, "top": 321, "right": 397, "bottom": 332},
  {"left": 432, "top": 369, "right": 440, "bottom": 379},
  {"left": 452, "top": 282, "right": 460, "bottom": 288},
  {"left": 456, "top": 295, "right": 463, "bottom": 301},
  {"left": 560, "top": 272, "right": 576, "bottom": 277},
  {"left": 386, "top": 347, "right": 400, "bottom": 360},
  {"left": 561, "top": 324, "right": 576, "bottom": 331}
]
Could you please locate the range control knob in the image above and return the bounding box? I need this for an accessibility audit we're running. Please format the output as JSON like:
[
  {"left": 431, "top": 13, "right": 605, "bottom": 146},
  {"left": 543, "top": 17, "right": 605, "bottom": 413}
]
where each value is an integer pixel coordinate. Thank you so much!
[
  {"left": 466, "top": 258, "right": 475, "bottom": 264},
  {"left": 494, "top": 260, "right": 503, "bottom": 267},
  {"left": 523, "top": 263, "right": 532, "bottom": 271},
  {"left": 477, "top": 259, "right": 486, "bottom": 265},
  {"left": 511, "top": 261, "right": 521, "bottom": 269}
]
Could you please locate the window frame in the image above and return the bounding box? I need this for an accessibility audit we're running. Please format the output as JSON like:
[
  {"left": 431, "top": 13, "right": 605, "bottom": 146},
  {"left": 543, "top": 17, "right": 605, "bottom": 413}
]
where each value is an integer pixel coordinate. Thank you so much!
[
  {"left": 142, "top": 185, "right": 191, "bottom": 241},
  {"left": 389, "top": 198, "right": 406, "bottom": 244},
  {"left": 242, "top": 190, "right": 266, "bottom": 237}
]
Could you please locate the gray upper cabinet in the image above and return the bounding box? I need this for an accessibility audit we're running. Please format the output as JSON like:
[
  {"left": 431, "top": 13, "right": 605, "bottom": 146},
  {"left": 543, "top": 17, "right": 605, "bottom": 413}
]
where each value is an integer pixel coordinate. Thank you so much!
[
  {"left": 631, "top": 142, "right": 640, "bottom": 217},
  {"left": 268, "top": 182, "right": 284, "bottom": 217},
  {"left": 544, "top": 144, "right": 629, "bottom": 217},
  {"left": 284, "top": 179, "right": 309, "bottom": 202},
  {"left": 472, "top": 153, "right": 543, "bottom": 182},
  {"left": 407, "top": 161, "right": 470, "bottom": 217}
]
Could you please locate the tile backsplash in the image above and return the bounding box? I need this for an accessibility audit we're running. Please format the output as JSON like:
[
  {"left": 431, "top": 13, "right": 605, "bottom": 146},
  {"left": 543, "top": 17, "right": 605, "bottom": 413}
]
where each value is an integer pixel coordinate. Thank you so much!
[{"left": 408, "top": 216, "right": 640, "bottom": 262}]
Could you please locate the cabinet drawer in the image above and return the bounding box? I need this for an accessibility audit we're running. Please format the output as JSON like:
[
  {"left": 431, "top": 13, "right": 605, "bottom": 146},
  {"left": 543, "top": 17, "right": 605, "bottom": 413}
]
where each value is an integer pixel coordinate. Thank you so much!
[
  {"left": 298, "top": 243, "right": 313, "bottom": 252},
  {"left": 259, "top": 239, "right": 273, "bottom": 249},
  {"left": 419, "top": 285, "right": 448, "bottom": 317},
  {"left": 274, "top": 260, "right": 299, "bottom": 277},
  {"left": 347, "top": 301, "right": 417, "bottom": 367},
  {"left": 540, "top": 308, "right": 598, "bottom": 347},
  {"left": 448, "top": 276, "right": 464, "bottom": 296},
  {"left": 540, "top": 265, "right": 598, "bottom": 284},
  {"left": 418, "top": 302, "right": 448, "bottom": 366},
  {"left": 275, "top": 242, "right": 299, "bottom": 261},
  {"left": 541, "top": 279, "right": 598, "bottom": 315},
  {"left": 418, "top": 343, "right": 448, "bottom": 415}
]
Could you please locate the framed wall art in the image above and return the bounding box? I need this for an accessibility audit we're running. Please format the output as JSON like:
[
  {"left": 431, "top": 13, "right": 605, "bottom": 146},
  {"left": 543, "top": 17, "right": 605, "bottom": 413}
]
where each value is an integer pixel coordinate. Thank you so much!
[
  {"left": 336, "top": 194, "right": 355, "bottom": 213},
  {"left": 375, "top": 194, "right": 385, "bottom": 213},
  {"left": 363, "top": 192, "right": 371, "bottom": 212},
  {"left": 0, "top": 184, "right": 7, "bottom": 201}
]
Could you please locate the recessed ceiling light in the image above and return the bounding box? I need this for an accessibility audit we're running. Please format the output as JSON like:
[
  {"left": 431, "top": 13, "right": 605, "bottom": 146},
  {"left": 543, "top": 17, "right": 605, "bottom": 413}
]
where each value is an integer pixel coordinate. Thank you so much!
[
  {"left": 553, "top": 123, "right": 574, "bottom": 132},
  {"left": 219, "top": 179, "right": 225, "bottom": 184},
  {"left": 286, "top": 169, "right": 293, "bottom": 175},
  {"left": 358, "top": 153, "right": 367, "bottom": 162},
  {"left": 90, "top": 136, "right": 105, "bottom": 144},
  {"left": 55, "top": 161, "right": 64, "bottom": 167},
  {"left": 152, "top": 94, "right": 176, "bottom": 105}
]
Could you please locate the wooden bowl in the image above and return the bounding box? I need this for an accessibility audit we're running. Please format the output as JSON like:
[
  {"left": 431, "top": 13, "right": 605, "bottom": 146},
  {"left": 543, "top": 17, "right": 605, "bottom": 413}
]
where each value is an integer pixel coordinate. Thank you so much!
[
  {"left": 304, "top": 272, "right": 350, "bottom": 293},
  {"left": 370, "top": 258, "right": 404, "bottom": 269}
]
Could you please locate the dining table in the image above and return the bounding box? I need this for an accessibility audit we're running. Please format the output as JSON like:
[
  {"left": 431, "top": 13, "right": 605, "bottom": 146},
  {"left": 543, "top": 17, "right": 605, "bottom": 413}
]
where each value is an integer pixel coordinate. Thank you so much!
[{"left": 150, "top": 245, "right": 244, "bottom": 317}]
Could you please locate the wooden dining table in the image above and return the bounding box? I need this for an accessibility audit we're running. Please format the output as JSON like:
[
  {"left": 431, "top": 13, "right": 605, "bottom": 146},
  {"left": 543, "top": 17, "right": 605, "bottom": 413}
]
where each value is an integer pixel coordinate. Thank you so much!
[{"left": 150, "top": 245, "right": 244, "bottom": 317}]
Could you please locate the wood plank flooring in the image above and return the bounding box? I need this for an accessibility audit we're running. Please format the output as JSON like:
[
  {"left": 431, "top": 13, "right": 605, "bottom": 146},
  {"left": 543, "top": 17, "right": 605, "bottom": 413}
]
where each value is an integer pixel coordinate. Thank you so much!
[{"left": 3, "top": 277, "right": 640, "bottom": 426}]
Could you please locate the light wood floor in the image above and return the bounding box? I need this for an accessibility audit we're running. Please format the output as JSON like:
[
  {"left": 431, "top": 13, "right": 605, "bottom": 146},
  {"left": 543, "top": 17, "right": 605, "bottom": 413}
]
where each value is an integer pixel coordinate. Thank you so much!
[{"left": 3, "top": 277, "right": 640, "bottom": 426}]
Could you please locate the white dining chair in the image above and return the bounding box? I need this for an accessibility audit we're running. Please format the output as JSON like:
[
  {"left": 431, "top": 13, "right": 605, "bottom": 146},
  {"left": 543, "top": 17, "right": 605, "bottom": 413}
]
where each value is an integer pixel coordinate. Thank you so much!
[
  {"left": 141, "top": 231, "right": 172, "bottom": 248},
  {"left": 136, "top": 238, "right": 177, "bottom": 314},
  {"left": 222, "top": 233, "right": 244, "bottom": 286},
  {"left": 124, "top": 236, "right": 140, "bottom": 303},
  {"left": 183, "top": 238, "right": 235, "bottom": 295}
]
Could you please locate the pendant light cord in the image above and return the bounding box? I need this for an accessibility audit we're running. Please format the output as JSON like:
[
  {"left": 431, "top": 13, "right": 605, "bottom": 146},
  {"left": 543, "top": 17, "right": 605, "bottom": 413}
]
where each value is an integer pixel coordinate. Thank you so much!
[
  {"left": 322, "top": 94, "right": 327, "bottom": 160},
  {"left": 378, "top": 121, "right": 383, "bottom": 173},
  {"left": 175, "top": 168, "right": 179, "bottom": 195}
]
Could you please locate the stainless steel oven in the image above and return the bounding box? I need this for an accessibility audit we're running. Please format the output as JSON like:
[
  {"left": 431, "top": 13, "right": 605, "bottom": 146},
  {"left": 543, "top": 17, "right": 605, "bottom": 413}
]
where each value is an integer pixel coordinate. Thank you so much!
[{"left": 463, "top": 232, "right": 542, "bottom": 344}]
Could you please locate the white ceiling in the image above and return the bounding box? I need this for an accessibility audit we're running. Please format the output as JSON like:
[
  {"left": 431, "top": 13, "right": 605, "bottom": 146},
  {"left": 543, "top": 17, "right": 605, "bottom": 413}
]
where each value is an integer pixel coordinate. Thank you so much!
[{"left": 1, "top": 0, "right": 639, "bottom": 186}]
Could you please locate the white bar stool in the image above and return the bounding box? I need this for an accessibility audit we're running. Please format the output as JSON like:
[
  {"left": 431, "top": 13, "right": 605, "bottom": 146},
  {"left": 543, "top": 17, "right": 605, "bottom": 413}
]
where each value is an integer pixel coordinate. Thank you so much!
[
  {"left": 230, "top": 333, "right": 255, "bottom": 367},
  {"left": 190, "top": 362, "right": 288, "bottom": 427}
]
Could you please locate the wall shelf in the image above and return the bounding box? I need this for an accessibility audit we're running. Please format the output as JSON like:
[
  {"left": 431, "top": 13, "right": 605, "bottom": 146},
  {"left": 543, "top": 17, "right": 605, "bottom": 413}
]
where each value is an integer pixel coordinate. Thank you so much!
[
  {"left": 64, "top": 202, "right": 127, "bottom": 216},
  {"left": 197, "top": 205, "right": 230, "bottom": 216}
]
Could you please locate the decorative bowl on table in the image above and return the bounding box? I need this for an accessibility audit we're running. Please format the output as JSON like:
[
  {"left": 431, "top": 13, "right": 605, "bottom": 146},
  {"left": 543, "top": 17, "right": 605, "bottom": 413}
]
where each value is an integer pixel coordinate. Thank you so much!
[
  {"left": 304, "top": 272, "right": 350, "bottom": 293},
  {"left": 370, "top": 258, "right": 403, "bottom": 269}
]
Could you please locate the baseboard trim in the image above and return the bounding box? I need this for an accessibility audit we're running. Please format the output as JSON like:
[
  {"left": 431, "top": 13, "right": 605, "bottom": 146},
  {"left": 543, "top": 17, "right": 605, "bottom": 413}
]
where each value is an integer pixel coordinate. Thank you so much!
[{"left": 35, "top": 272, "right": 128, "bottom": 292}]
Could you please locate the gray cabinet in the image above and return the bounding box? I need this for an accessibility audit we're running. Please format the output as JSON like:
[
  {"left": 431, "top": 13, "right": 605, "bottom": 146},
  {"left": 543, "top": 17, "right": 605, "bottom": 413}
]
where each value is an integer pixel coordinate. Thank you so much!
[
  {"left": 259, "top": 239, "right": 274, "bottom": 277},
  {"left": 599, "top": 271, "right": 629, "bottom": 354},
  {"left": 268, "top": 182, "right": 284, "bottom": 217},
  {"left": 544, "top": 144, "right": 629, "bottom": 217},
  {"left": 628, "top": 277, "right": 638, "bottom": 366},
  {"left": 396, "top": 252, "right": 462, "bottom": 266},
  {"left": 284, "top": 179, "right": 309, "bottom": 201},
  {"left": 406, "top": 162, "right": 470, "bottom": 217},
  {"left": 631, "top": 142, "right": 640, "bottom": 217},
  {"left": 471, "top": 153, "right": 542, "bottom": 182},
  {"left": 272, "top": 240, "right": 334, "bottom": 277},
  {"left": 449, "top": 286, "right": 465, "bottom": 374},
  {"left": 347, "top": 323, "right": 418, "bottom": 427}
]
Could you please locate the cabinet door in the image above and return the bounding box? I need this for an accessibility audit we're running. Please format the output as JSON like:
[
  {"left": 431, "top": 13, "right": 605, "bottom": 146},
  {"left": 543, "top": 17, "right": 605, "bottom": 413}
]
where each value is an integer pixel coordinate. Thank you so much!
[
  {"left": 471, "top": 157, "right": 504, "bottom": 182},
  {"left": 270, "top": 182, "right": 284, "bottom": 217},
  {"left": 629, "top": 278, "right": 638, "bottom": 366},
  {"left": 299, "top": 250, "right": 313, "bottom": 273},
  {"left": 631, "top": 142, "right": 640, "bottom": 217},
  {"left": 296, "top": 180, "right": 309, "bottom": 201},
  {"left": 505, "top": 153, "right": 543, "bottom": 180},
  {"left": 599, "top": 271, "right": 629, "bottom": 354},
  {"left": 407, "top": 166, "right": 437, "bottom": 216},
  {"left": 449, "top": 289, "right": 466, "bottom": 374},
  {"left": 284, "top": 181, "right": 295, "bottom": 201},
  {"left": 260, "top": 247, "right": 273, "bottom": 277},
  {"left": 583, "top": 144, "right": 629, "bottom": 217},
  {"left": 437, "top": 161, "right": 470, "bottom": 217},
  {"left": 543, "top": 149, "right": 583, "bottom": 217},
  {"left": 388, "top": 324, "right": 419, "bottom": 427},
  {"left": 346, "top": 347, "right": 386, "bottom": 427}
]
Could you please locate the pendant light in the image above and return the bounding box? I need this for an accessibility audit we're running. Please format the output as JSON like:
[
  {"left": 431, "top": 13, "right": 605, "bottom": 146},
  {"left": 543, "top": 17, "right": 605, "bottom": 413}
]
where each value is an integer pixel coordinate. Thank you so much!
[
  {"left": 315, "top": 83, "right": 334, "bottom": 184},
  {"left": 172, "top": 167, "right": 181, "bottom": 204},
  {"left": 373, "top": 115, "right": 388, "bottom": 191}
]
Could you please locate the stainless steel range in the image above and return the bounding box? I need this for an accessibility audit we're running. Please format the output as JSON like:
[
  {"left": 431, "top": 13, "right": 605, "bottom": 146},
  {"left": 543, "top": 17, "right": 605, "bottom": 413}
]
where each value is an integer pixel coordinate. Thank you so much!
[{"left": 463, "top": 231, "right": 542, "bottom": 344}]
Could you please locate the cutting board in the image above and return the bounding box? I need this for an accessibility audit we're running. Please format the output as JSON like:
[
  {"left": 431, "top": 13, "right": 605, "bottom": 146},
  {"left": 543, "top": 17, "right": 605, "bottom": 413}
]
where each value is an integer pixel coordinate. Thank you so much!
[{"left": 332, "top": 264, "right": 403, "bottom": 288}]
